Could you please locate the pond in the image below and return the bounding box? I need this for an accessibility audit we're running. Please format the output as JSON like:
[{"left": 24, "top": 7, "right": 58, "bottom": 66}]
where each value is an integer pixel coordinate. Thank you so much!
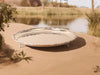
[{"left": 15, "top": 16, "right": 100, "bottom": 37}]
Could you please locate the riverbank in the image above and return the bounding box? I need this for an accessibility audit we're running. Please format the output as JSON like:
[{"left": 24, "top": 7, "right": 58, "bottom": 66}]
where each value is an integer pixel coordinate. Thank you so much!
[
  {"left": 0, "top": 23, "right": 100, "bottom": 75},
  {"left": 16, "top": 7, "right": 100, "bottom": 16}
]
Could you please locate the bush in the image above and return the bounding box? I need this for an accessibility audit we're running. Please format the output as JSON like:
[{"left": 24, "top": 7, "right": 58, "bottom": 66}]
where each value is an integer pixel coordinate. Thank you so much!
[
  {"left": 46, "top": 2, "right": 76, "bottom": 8},
  {"left": 0, "top": 34, "right": 3, "bottom": 49},
  {"left": 0, "top": 3, "right": 16, "bottom": 50},
  {"left": 86, "top": 12, "right": 100, "bottom": 37},
  {"left": 0, "top": 3, "right": 32, "bottom": 63},
  {"left": 86, "top": 12, "right": 100, "bottom": 26},
  {"left": 0, "top": 3, "right": 17, "bottom": 31}
]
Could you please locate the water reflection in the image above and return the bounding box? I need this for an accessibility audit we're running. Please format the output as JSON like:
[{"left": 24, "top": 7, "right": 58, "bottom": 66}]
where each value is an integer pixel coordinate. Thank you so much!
[
  {"left": 16, "top": 18, "right": 41, "bottom": 25},
  {"left": 43, "top": 18, "right": 75, "bottom": 26},
  {"left": 15, "top": 16, "right": 100, "bottom": 37},
  {"left": 67, "top": 18, "right": 88, "bottom": 33},
  {"left": 16, "top": 16, "right": 76, "bottom": 25}
]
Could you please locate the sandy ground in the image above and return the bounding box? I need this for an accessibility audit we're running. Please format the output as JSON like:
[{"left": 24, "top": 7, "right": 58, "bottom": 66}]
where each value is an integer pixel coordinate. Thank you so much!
[{"left": 0, "top": 23, "right": 100, "bottom": 75}]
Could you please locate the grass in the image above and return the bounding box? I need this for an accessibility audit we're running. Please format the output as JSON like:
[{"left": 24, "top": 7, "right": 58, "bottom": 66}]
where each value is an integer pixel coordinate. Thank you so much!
[
  {"left": 16, "top": 7, "right": 100, "bottom": 17},
  {"left": 16, "top": 7, "right": 84, "bottom": 16},
  {"left": 86, "top": 12, "right": 100, "bottom": 37}
]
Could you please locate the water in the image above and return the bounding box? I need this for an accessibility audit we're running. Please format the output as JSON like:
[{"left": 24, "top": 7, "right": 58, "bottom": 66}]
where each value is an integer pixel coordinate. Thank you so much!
[{"left": 15, "top": 16, "right": 100, "bottom": 37}]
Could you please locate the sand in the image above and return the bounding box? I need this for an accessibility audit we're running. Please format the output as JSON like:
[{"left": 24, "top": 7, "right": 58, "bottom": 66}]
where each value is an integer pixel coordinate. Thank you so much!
[{"left": 0, "top": 23, "right": 100, "bottom": 75}]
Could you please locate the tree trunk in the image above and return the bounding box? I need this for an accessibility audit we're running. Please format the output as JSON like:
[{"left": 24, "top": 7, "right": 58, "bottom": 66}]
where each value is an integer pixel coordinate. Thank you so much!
[
  {"left": 42, "top": 2, "right": 44, "bottom": 9},
  {"left": 55, "top": 0, "right": 58, "bottom": 7},
  {"left": 52, "top": 0, "right": 53, "bottom": 7},
  {"left": 91, "top": 0, "right": 94, "bottom": 12},
  {"left": 41, "top": 0, "right": 44, "bottom": 10},
  {"left": 60, "top": 0, "right": 61, "bottom": 7},
  {"left": 26, "top": 0, "right": 31, "bottom": 6}
]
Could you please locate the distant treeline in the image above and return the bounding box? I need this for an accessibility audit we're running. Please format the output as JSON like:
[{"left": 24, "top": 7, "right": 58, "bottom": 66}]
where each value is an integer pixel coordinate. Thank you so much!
[
  {"left": 1, "top": 0, "right": 76, "bottom": 8},
  {"left": 28, "top": 0, "right": 76, "bottom": 8}
]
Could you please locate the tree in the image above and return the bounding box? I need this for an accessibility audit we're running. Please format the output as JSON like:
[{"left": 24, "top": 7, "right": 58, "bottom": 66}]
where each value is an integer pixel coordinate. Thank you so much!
[
  {"left": 0, "top": 3, "right": 17, "bottom": 31},
  {"left": 0, "top": 3, "right": 17, "bottom": 49},
  {"left": 50, "top": 0, "right": 53, "bottom": 7},
  {"left": 55, "top": 0, "right": 58, "bottom": 7},
  {"left": 0, "top": 3, "right": 32, "bottom": 63},
  {"left": 21, "top": 0, "right": 31, "bottom": 6},
  {"left": 41, "top": 0, "right": 45, "bottom": 9},
  {"left": 60, "top": 0, "right": 61, "bottom": 7},
  {"left": 40, "top": 0, "right": 49, "bottom": 8},
  {"left": 91, "top": 0, "right": 94, "bottom": 12},
  {"left": 26, "top": 0, "right": 31, "bottom": 6}
]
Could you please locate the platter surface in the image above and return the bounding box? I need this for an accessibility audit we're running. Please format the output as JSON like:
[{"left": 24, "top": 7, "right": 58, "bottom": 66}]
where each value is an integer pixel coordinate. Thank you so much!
[{"left": 13, "top": 27, "right": 77, "bottom": 47}]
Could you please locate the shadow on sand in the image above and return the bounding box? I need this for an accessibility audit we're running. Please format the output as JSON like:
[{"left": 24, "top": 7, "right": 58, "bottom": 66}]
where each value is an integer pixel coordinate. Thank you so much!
[
  {"left": 27, "top": 37, "right": 86, "bottom": 52},
  {"left": 0, "top": 44, "right": 14, "bottom": 66}
]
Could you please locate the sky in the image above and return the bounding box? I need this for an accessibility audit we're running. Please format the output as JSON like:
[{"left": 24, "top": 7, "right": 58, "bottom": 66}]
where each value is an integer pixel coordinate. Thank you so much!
[{"left": 54, "top": 0, "right": 100, "bottom": 8}]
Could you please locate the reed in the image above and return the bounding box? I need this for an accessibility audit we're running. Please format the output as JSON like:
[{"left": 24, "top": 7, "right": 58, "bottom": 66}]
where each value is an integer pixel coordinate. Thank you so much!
[
  {"left": 16, "top": 7, "right": 83, "bottom": 16},
  {"left": 86, "top": 12, "right": 100, "bottom": 37}
]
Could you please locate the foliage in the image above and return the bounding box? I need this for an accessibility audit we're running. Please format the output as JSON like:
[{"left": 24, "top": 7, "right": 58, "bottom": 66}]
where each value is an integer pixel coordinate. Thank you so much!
[
  {"left": 0, "top": 46, "right": 32, "bottom": 63},
  {"left": 12, "top": 51, "right": 32, "bottom": 63},
  {"left": 0, "top": 34, "right": 3, "bottom": 49},
  {"left": 21, "top": 0, "right": 31, "bottom": 6},
  {"left": 0, "top": 3, "right": 16, "bottom": 50},
  {"left": 0, "top": 3, "right": 17, "bottom": 31},
  {"left": 45, "top": 1, "right": 76, "bottom": 8},
  {"left": 0, "top": 3, "right": 17, "bottom": 53},
  {"left": 86, "top": 12, "right": 100, "bottom": 37},
  {"left": 86, "top": 12, "right": 100, "bottom": 27},
  {"left": 0, "top": 3, "right": 32, "bottom": 63},
  {"left": 17, "top": 7, "right": 82, "bottom": 16}
]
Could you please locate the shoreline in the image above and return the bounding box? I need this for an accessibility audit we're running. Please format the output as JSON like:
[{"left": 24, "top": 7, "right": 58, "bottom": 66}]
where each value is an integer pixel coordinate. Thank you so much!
[{"left": 16, "top": 7, "right": 100, "bottom": 16}]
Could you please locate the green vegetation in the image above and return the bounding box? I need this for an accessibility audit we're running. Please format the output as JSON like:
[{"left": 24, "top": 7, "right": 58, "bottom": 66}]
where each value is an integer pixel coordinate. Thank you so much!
[
  {"left": 44, "top": 2, "right": 76, "bottom": 8},
  {"left": 17, "top": 7, "right": 83, "bottom": 16},
  {"left": 0, "top": 3, "right": 32, "bottom": 64},
  {"left": 86, "top": 12, "right": 100, "bottom": 37},
  {"left": 21, "top": 0, "right": 31, "bottom": 6},
  {"left": 16, "top": 7, "right": 100, "bottom": 17},
  {"left": 11, "top": 51, "right": 32, "bottom": 63},
  {"left": 86, "top": 12, "right": 100, "bottom": 28},
  {"left": 0, "top": 3, "right": 17, "bottom": 31},
  {"left": 0, "top": 34, "right": 3, "bottom": 49},
  {"left": 0, "top": 3, "right": 16, "bottom": 49}
]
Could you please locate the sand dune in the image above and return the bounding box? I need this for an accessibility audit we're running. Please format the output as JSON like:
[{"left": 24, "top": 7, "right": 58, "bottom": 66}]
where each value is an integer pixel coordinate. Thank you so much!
[{"left": 0, "top": 23, "right": 100, "bottom": 75}]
